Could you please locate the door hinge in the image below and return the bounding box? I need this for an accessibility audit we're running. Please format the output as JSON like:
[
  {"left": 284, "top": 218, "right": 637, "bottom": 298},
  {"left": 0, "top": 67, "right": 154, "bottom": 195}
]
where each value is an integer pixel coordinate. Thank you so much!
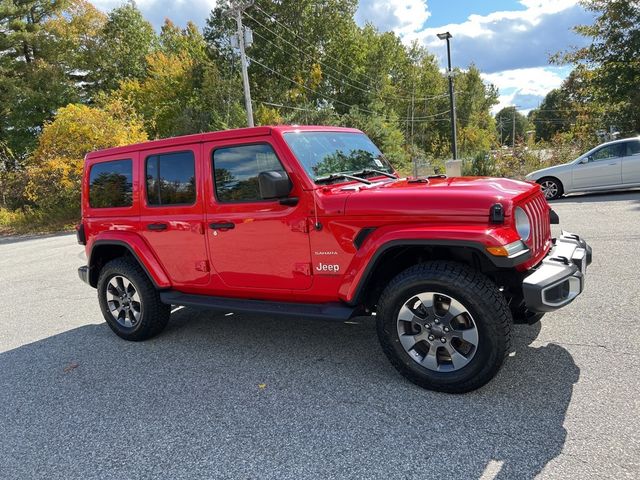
[
  {"left": 293, "top": 263, "right": 312, "bottom": 276},
  {"left": 291, "top": 220, "right": 309, "bottom": 233},
  {"left": 195, "top": 260, "right": 210, "bottom": 272}
]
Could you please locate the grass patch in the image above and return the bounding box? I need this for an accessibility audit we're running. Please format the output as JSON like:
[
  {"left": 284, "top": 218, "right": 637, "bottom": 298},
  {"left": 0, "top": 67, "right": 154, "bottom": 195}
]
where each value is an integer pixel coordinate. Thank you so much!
[{"left": 0, "top": 207, "right": 78, "bottom": 235}]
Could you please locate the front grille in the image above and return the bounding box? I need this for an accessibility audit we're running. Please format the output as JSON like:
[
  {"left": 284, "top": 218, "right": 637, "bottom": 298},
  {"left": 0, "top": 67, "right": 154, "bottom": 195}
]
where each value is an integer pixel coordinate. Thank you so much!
[{"left": 521, "top": 193, "right": 551, "bottom": 255}]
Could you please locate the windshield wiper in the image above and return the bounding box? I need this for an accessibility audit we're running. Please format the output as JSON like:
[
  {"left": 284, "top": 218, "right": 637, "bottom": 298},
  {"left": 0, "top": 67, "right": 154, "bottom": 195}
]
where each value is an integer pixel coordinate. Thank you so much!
[
  {"left": 351, "top": 168, "right": 397, "bottom": 179},
  {"left": 315, "top": 173, "right": 372, "bottom": 185}
]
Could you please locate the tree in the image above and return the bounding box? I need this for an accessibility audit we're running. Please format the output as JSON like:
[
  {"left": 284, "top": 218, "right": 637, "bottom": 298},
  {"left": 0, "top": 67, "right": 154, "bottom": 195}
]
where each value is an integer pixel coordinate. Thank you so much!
[
  {"left": 0, "top": 0, "right": 78, "bottom": 157},
  {"left": 108, "top": 18, "right": 243, "bottom": 138},
  {"left": 91, "top": 1, "right": 157, "bottom": 92},
  {"left": 455, "top": 65, "right": 498, "bottom": 156},
  {"left": 495, "top": 107, "right": 530, "bottom": 146},
  {"left": 528, "top": 88, "right": 574, "bottom": 141},
  {"left": 557, "top": 0, "right": 640, "bottom": 133},
  {"left": 40, "top": 0, "right": 107, "bottom": 93},
  {"left": 25, "top": 103, "right": 147, "bottom": 212}
]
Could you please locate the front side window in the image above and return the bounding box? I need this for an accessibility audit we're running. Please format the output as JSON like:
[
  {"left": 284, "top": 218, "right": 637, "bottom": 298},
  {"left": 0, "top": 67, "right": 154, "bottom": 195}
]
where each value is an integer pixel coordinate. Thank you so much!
[
  {"left": 591, "top": 144, "right": 624, "bottom": 161},
  {"left": 283, "top": 131, "right": 393, "bottom": 181},
  {"left": 89, "top": 159, "right": 133, "bottom": 208},
  {"left": 213, "top": 144, "right": 284, "bottom": 202},
  {"left": 146, "top": 151, "right": 196, "bottom": 206}
]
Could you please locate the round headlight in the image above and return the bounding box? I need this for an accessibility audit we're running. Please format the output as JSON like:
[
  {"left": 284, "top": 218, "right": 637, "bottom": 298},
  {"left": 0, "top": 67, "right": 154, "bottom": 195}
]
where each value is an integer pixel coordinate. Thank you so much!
[{"left": 515, "top": 207, "right": 531, "bottom": 241}]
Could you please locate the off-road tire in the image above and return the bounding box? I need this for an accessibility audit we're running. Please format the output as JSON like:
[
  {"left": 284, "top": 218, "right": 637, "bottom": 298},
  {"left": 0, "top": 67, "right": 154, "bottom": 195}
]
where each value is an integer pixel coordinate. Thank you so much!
[
  {"left": 538, "top": 177, "right": 564, "bottom": 200},
  {"left": 377, "top": 261, "right": 512, "bottom": 393},
  {"left": 97, "top": 257, "right": 170, "bottom": 341}
]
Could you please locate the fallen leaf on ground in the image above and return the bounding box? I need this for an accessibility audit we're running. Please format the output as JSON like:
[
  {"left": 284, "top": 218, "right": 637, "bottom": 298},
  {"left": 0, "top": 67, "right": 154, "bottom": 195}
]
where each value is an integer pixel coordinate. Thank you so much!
[{"left": 63, "top": 362, "right": 79, "bottom": 373}]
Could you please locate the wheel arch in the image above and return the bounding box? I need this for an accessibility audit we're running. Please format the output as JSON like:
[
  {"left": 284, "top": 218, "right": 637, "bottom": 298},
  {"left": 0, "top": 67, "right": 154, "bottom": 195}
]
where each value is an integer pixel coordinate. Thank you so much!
[
  {"left": 346, "top": 240, "right": 525, "bottom": 308},
  {"left": 88, "top": 239, "right": 171, "bottom": 289}
]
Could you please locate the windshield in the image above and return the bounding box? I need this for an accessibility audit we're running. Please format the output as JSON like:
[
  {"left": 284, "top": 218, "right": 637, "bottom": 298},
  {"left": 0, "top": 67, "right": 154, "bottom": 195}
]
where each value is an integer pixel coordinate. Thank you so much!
[{"left": 283, "top": 131, "right": 394, "bottom": 182}]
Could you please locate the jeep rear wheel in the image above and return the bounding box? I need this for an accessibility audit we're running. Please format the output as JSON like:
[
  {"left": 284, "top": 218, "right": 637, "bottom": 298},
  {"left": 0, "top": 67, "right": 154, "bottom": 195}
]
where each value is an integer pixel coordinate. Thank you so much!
[
  {"left": 97, "top": 258, "right": 170, "bottom": 341},
  {"left": 377, "top": 261, "right": 512, "bottom": 393}
]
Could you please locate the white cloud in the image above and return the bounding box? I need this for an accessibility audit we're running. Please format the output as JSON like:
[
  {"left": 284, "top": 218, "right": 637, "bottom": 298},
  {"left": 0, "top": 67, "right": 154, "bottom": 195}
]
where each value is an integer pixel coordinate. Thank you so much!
[
  {"left": 356, "top": 0, "right": 430, "bottom": 37},
  {"left": 413, "top": 1, "right": 591, "bottom": 73},
  {"left": 482, "top": 66, "right": 569, "bottom": 113}
]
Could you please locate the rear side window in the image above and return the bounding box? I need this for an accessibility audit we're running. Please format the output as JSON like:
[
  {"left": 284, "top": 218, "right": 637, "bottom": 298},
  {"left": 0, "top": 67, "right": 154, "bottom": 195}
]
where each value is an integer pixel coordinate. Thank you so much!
[
  {"left": 89, "top": 159, "right": 133, "bottom": 208},
  {"left": 146, "top": 151, "right": 196, "bottom": 206},
  {"left": 626, "top": 141, "right": 640, "bottom": 156},
  {"left": 213, "top": 144, "right": 284, "bottom": 202}
]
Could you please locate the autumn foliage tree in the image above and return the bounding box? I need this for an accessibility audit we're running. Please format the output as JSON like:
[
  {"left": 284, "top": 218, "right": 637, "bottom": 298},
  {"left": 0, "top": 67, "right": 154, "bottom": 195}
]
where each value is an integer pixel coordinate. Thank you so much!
[{"left": 25, "top": 103, "right": 147, "bottom": 212}]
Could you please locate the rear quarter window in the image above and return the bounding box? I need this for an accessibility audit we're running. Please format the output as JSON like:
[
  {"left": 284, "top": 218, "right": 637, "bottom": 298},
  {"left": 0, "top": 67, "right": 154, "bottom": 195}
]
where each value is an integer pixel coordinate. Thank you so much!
[
  {"left": 89, "top": 159, "right": 133, "bottom": 208},
  {"left": 626, "top": 141, "right": 640, "bottom": 156}
]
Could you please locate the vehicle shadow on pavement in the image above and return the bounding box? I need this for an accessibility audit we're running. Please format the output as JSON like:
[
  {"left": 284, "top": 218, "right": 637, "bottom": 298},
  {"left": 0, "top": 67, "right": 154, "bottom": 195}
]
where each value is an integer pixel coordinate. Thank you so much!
[
  {"left": 550, "top": 189, "right": 640, "bottom": 205},
  {"left": 0, "top": 311, "right": 579, "bottom": 480},
  {"left": 0, "top": 231, "right": 74, "bottom": 245}
]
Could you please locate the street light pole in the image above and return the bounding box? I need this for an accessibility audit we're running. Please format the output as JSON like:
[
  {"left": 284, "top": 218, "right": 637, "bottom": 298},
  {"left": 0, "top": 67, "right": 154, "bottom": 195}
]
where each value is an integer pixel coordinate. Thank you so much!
[{"left": 438, "top": 32, "right": 457, "bottom": 160}]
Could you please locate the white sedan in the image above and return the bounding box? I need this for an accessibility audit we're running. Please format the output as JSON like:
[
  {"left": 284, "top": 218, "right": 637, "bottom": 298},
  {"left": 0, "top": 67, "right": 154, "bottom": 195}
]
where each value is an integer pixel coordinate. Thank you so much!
[{"left": 525, "top": 137, "right": 640, "bottom": 200}]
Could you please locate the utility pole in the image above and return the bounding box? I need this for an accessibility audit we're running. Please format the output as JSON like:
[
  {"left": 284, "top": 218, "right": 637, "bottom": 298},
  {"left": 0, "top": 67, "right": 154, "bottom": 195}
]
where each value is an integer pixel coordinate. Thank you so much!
[
  {"left": 512, "top": 108, "right": 516, "bottom": 154},
  {"left": 226, "top": 0, "right": 254, "bottom": 127},
  {"left": 410, "top": 76, "right": 415, "bottom": 145},
  {"left": 512, "top": 105, "right": 519, "bottom": 156},
  {"left": 437, "top": 32, "right": 457, "bottom": 160}
]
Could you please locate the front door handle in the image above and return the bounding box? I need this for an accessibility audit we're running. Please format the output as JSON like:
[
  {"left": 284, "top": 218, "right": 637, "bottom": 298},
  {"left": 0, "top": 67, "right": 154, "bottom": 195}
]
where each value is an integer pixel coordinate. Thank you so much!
[
  {"left": 209, "top": 222, "right": 235, "bottom": 231},
  {"left": 147, "top": 223, "right": 168, "bottom": 231}
]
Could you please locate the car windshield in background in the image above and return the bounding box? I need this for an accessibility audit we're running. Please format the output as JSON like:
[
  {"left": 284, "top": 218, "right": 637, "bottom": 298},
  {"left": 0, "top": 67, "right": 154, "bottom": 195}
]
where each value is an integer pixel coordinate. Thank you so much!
[{"left": 283, "top": 131, "right": 394, "bottom": 182}]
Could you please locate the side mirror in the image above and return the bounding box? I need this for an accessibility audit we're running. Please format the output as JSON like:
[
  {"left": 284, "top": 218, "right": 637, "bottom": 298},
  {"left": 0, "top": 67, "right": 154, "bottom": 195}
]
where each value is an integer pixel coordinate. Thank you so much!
[
  {"left": 579, "top": 157, "right": 590, "bottom": 164},
  {"left": 258, "top": 170, "right": 292, "bottom": 199}
]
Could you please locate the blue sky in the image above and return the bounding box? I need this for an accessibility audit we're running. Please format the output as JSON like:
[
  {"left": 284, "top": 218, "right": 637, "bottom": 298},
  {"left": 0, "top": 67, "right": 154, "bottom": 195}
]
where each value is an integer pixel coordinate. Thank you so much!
[{"left": 93, "top": 1, "right": 593, "bottom": 113}]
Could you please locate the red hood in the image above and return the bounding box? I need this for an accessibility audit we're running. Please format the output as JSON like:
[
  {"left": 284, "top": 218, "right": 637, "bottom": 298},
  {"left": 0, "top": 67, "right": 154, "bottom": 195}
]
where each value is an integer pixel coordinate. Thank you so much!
[{"left": 340, "top": 177, "right": 539, "bottom": 217}]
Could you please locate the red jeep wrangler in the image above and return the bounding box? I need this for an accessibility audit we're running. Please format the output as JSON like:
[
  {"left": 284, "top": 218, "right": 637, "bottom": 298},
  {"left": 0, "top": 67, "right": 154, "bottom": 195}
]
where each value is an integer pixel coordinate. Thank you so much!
[{"left": 77, "top": 126, "right": 591, "bottom": 393}]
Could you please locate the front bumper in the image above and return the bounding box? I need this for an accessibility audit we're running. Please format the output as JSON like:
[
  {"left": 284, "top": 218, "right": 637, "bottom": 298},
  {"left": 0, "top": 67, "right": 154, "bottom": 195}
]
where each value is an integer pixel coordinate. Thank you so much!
[{"left": 522, "top": 232, "right": 592, "bottom": 313}]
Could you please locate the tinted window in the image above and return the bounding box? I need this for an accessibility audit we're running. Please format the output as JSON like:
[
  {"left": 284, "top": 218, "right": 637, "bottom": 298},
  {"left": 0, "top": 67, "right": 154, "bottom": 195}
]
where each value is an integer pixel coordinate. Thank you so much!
[
  {"left": 591, "top": 144, "right": 624, "bottom": 161},
  {"left": 146, "top": 151, "right": 196, "bottom": 206},
  {"left": 626, "top": 141, "right": 640, "bottom": 156},
  {"left": 213, "top": 144, "right": 284, "bottom": 202},
  {"left": 89, "top": 159, "right": 133, "bottom": 208}
]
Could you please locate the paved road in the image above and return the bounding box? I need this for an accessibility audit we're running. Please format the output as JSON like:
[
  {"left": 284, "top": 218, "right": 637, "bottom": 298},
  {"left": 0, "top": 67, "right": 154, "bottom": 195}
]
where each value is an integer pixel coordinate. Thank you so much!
[{"left": 1, "top": 191, "right": 639, "bottom": 479}]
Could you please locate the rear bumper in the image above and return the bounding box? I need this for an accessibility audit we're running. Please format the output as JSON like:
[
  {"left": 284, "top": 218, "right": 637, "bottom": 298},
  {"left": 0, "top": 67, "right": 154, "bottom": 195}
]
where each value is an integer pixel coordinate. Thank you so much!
[
  {"left": 78, "top": 265, "right": 90, "bottom": 285},
  {"left": 522, "top": 232, "right": 592, "bottom": 313}
]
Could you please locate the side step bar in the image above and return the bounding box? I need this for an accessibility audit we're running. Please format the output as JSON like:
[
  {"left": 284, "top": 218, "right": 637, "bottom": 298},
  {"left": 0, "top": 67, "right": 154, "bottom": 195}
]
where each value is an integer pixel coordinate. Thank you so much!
[{"left": 160, "top": 291, "right": 357, "bottom": 321}]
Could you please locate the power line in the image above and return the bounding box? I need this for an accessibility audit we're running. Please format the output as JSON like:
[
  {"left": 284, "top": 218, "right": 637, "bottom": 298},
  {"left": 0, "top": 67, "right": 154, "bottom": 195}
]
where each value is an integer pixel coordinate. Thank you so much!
[
  {"left": 254, "top": 100, "right": 340, "bottom": 116},
  {"left": 251, "top": 27, "right": 450, "bottom": 109},
  {"left": 247, "top": 55, "right": 359, "bottom": 108},
  {"left": 248, "top": 28, "right": 376, "bottom": 98},
  {"left": 247, "top": 55, "right": 451, "bottom": 125},
  {"left": 247, "top": 7, "right": 449, "bottom": 102},
  {"left": 256, "top": 99, "right": 449, "bottom": 123},
  {"left": 252, "top": 3, "right": 379, "bottom": 89}
]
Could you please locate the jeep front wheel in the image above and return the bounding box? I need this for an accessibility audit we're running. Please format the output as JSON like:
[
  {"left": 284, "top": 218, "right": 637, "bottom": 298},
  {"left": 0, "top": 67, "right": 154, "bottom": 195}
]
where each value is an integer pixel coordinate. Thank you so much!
[
  {"left": 377, "top": 261, "right": 512, "bottom": 393},
  {"left": 97, "top": 258, "right": 170, "bottom": 341}
]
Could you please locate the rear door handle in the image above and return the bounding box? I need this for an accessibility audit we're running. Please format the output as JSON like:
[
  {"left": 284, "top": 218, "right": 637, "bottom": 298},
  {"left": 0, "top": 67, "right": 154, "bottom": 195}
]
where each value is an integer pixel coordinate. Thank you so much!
[
  {"left": 209, "top": 222, "right": 235, "bottom": 230},
  {"left": 147, "top": 223, "right": 168, "bottom": 231}
]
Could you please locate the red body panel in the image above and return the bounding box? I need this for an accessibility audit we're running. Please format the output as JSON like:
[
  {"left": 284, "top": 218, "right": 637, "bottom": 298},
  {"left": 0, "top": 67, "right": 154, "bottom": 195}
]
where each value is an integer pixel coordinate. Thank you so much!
[{"left": 82, "top": 125, "right": 552, "bottom": 305}]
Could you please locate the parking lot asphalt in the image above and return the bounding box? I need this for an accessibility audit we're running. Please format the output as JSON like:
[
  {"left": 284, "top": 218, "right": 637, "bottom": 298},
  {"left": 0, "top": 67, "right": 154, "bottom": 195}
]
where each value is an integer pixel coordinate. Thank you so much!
[{"left": 1, "top": 190, "right": 639, "bottom": 479}]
